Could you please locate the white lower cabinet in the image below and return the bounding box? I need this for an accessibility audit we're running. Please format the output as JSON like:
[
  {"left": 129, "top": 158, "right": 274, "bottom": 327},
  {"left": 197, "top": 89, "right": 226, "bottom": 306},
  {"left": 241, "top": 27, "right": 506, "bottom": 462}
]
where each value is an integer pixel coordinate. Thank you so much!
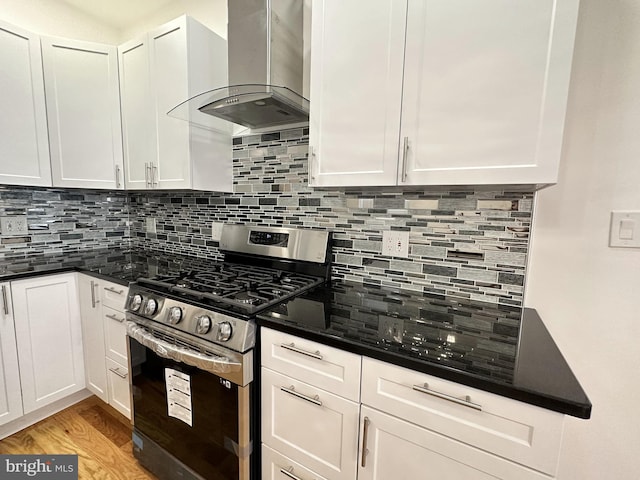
[
  {"left": 261, "top": 368, "right": 359, "bottom": 480},
  {"left": 77, "top": 273, "right": 131, "bottom": 419},
  {"left": 261, "top": 328, "right": 567, "bottom": 480},
  {"left": 11, "top": 273, "right": 85, "bottom": 414},
  {"left": 262, "top": 444, "right": 328, "bottom": 480},
  {"left": 358, "top": 405, "right": 549, "bottom": 480},
  {"left": 0, "top": 282, "right": 22, "bottom": 426}
]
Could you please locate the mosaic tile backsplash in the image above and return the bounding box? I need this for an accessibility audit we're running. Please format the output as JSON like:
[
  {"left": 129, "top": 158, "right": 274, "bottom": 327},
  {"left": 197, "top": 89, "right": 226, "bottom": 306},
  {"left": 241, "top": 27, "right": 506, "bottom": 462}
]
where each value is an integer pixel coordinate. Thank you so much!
[
  {"left": 0, "top": 128, "right": 534, "bottom": 305},
  {"left": 129, "top": 128, "right": 535, "bottom": 306},
  {"left": 0, "top": 186, "right": 129, "bottom": 260}
]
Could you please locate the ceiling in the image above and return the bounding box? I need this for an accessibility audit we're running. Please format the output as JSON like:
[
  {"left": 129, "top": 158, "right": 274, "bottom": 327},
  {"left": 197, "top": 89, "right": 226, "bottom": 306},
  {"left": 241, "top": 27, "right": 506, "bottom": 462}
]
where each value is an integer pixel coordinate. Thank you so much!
[{"left": 59, "top": 0, "right": 177, "bottom": 31}]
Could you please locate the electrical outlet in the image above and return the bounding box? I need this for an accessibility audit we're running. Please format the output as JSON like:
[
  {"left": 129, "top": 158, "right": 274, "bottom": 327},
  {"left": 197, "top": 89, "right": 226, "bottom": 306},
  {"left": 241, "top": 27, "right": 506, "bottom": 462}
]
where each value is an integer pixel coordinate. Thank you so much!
[
  {"left": 0, "top": 215, "right": 29, "bottom": 236},
  {"left": 382, "top": 230, "right": 410, "bottom": 258},
  {"left": 212, "top": 222, "right": 224, "bottom": 242},
  {"left": 378, "top": 315, "right": 404, "bottom": 343},
  {"left": 145, "top": 217, "right": 156, "bottom": 234}
]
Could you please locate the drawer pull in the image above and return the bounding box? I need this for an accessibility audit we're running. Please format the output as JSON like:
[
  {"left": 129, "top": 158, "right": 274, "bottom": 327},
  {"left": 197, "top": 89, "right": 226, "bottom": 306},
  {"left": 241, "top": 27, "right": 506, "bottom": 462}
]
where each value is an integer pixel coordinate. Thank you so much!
[
  {"left": 109, "top": 367, "right": 128, "bottom": 379},
  {"left": 2, "top": 285, "right": 9, "bottom": 315},
  {"left": 412, "top": 383, "right": 482, "bottom": 411},
  {"left": 280, "top": 385, "right": 322, "bottom": 407},
  {"left": 361, "top": 416, "right": 370, "bottom": 468},
  {"left": 104, "top": 286, "right": 124, "bottom": 295},
  {"left": 279, "top": 466, "right": 308, "bottom": 480},
  {"left": 280, "top": 342, "right": 323, "bottom": 360},
  {"left": 106, "top": 313, "right": 125, "bottom": 323}
]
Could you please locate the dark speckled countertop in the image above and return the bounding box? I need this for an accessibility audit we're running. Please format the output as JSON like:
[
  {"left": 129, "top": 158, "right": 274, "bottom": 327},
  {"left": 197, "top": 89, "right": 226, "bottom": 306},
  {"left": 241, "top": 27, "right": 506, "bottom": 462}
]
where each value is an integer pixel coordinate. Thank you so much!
[
  {"left": 257, "top": 280, "right": 592, "bottom": 419},
  {"left": 0, "top": 249, "right": 591, "bottom": 419},
  {"left": 0, "top": 248, "right": 217, "bottom": 286}
]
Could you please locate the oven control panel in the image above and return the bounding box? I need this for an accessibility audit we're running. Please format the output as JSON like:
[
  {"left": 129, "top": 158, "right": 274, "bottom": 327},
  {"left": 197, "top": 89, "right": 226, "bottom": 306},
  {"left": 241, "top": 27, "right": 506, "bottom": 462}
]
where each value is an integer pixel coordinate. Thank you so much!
[{"left": 125, "top": 286, "right": 256, "bottom": 353}]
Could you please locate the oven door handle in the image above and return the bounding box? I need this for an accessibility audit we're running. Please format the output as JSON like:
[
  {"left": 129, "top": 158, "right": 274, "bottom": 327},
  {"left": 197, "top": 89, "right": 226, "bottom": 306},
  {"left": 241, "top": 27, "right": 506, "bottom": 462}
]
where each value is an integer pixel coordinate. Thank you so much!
[{"left": 126, "top": 321, "right": 242, "bottom": 376}]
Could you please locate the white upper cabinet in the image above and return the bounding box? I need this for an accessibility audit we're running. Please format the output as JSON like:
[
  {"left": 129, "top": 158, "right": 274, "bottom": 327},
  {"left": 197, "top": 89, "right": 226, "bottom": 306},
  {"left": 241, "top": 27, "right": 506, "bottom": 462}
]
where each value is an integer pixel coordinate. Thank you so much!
[
  {"left": 42, "top": 36, "right": 124, "bottom": 190},
  {"left": 0, "top": 20, "right": 52, "bottom": 187},
  {"left": 309, "top": 0, "right": 579, "bottom": 187},
  {"left": 120, "top": 15, "right": 232, "bottom": 192}
]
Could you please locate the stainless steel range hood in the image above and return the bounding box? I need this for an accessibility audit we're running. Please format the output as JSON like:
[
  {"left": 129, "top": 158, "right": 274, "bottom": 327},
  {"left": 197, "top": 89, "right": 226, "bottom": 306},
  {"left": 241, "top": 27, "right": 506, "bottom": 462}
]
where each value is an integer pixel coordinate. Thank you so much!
[{"left": 169, "top": 0, "right": 309, "bottom": 130}]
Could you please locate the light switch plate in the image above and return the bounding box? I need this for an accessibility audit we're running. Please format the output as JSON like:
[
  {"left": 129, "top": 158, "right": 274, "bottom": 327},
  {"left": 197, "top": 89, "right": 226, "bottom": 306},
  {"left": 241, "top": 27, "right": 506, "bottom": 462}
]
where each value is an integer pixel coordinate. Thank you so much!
[
  {"left": 0, "top": 215, "right": 28, "bottom": 236},
  {"left": 609, "top": 211, "right": 640, "bottom": 248}
]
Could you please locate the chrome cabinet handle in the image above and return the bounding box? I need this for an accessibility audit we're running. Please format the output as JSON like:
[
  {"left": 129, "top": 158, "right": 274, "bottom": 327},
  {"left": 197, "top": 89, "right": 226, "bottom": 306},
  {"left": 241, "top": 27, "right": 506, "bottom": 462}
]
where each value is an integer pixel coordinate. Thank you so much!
[
  {"left": 90, "top": 280, "right": 97, "bottom": 308},
  {"left": 115, "top": 165, "right": 122, "bottom": 188},
  {"left": 280, "top": 385, "right": 322, "bottom": 407},
  {"left": 280, "top": 342, "right": 323, "bottom": 360},
  {"left": 152, "top": 163, "right": 158, "bottom": 187},
  {"left": 106, "top": 313, "right": 125, "bottom": 323},
  {"left": 279, "top": 466, "right": 308, "bottom": 480},
  {"left": 401, "top": 136, "right": 409, "bottom": 182},
  {"left": 1, "top": 285, "right": 9, "bottom": 315},
  {"left": 144, "top": 162, "right": 150, "bottom": 187},
  {"left": 108, "top": 367, "right": 128, "bottom": 379},
  {"left": 361, "top": 416, "right": 370, "bottom": 468},
  {"left": 104, "top": 286, "right": 124, "bottom": 295},
  {"left": 412, "top": 383, "right": 482, "bottom": 411}
]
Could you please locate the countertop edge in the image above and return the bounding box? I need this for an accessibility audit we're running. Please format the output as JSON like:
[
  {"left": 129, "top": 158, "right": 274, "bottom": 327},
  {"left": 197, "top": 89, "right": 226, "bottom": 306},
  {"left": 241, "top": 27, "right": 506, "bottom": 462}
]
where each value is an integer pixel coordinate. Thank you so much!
[{"left": 256, "top": 312, "right": 592, "bottom": 419}]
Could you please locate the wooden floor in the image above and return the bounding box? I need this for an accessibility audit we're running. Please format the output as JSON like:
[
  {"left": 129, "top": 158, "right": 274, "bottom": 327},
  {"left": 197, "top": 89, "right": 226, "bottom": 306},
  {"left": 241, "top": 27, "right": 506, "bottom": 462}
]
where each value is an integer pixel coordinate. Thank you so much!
[{"left": 0, "top": 396, "right": 157, "bottom": 480}]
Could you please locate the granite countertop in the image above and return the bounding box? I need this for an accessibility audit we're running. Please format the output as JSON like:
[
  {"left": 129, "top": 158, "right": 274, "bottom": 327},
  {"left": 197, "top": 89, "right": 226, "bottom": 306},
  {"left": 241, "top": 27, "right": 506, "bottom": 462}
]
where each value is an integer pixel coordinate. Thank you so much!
[
  {"left": 0, "top": 248, "right": 217, "bottom": 286},
  {"left": 0, "top": 249, "right": 591, "bottom": 419},
  {"left": 257, "top": 280, "right": 592, "bottom": 419}
]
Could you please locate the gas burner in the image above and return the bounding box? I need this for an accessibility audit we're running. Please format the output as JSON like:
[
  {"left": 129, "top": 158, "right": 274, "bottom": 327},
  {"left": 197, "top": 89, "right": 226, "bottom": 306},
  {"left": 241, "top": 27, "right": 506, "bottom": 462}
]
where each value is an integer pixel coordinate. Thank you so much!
[{"left": 233, "top": 291, "right": 267, "bottom": 305}]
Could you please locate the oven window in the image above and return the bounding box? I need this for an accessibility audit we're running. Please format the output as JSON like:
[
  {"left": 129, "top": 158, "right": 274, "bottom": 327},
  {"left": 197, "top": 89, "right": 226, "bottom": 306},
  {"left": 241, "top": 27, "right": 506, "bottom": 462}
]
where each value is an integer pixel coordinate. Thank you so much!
[{"left": 130, "top": 337, "right": 248, "bottom": 480}]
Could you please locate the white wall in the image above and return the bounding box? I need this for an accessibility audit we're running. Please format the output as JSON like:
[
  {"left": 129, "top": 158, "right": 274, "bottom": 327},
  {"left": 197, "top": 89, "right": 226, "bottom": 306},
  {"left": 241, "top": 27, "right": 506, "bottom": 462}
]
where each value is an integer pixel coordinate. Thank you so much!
[
  {"left": 0, "top": 0, "right": 120, "bottom": 43},
  {"left": 526, "top": 0, "right": 640, "bottom": 478},
  {"left": 0, "top": 0, "right": 226, "bottom": 44}
]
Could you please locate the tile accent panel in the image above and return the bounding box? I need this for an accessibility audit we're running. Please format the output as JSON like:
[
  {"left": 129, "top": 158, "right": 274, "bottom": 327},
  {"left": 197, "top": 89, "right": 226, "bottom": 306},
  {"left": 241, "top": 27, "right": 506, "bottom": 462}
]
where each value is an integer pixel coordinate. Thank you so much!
[
  {"left": 130, "top": 128, "right": 534, "bottom": 306},
  {"left": 0, "top": 186, "right": 129, "bottom": 260}
]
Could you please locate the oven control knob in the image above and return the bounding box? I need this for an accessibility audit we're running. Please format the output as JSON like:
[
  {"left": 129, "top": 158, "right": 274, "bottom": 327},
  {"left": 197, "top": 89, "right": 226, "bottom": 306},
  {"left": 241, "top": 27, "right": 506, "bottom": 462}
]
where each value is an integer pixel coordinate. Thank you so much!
[
  {"left": 217, "top": 321, "right": 233, "bottom": 342},
  {"left": 195, "top": 315, "right": 212, "bottom": 334},
  {"left": 168, "top": 306, "right": 183, "bottom": 324},
  {"left": 130, "top": 294, "right": 143, "bottom": 312},
  {"left": 144, "top": 298, "right": 158, "bottom": 316}
]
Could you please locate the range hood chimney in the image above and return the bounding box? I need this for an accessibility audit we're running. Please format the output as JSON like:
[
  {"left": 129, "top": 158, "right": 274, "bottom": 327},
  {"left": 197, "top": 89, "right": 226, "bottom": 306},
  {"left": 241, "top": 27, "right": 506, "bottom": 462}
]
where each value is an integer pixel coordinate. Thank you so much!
[{"left": 169, "top": 0, "right": 309, "bottom": 130}]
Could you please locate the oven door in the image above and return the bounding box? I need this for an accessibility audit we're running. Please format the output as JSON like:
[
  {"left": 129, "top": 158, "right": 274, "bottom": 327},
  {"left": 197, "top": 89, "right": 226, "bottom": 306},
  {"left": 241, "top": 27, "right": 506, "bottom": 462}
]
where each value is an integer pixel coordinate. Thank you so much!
[{"left": 127, "top": 320, "right": 253, "bottom": 480}]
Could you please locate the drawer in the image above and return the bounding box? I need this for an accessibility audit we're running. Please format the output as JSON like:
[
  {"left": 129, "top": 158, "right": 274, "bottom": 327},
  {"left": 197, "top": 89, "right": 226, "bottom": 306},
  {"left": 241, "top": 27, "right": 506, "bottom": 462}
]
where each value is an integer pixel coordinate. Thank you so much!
[
  {"left": 262, "top": 445, "right": 328, "bottom": 480},
  {"left": 361, "top": 357, "right": 564, "bottom": 476},
  {"left": 261, "top": 328, "right": 361, "bottom": 401},
  {"left": 103, "top": 306, "right": 127, "bottom": 365},
  {"left": 262, "top": 367, "right": 359, "bottom": 480},
  {"left": 106, "top": 357, "right": 131, "bottom": 420},
  {"left": 358, "top": 406, "right": 550, "bottom": 480},
  {"left": 101, "top": 281, "right": 127, "bottom": 310}
]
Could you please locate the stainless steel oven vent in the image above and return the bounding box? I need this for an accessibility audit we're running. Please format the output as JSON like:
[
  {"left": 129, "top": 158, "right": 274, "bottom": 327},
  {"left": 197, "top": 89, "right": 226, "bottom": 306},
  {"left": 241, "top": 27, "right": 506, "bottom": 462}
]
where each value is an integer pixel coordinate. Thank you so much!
[{"left": 169, "top": 0, "right": 308, "bottom": 130}]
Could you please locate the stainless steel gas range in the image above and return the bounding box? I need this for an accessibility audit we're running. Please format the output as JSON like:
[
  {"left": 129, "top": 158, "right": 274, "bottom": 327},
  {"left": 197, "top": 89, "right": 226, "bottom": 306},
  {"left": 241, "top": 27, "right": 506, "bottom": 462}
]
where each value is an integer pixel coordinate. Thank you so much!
[{"left": 124, "top": 225, "right": 331, "bottom": 480}]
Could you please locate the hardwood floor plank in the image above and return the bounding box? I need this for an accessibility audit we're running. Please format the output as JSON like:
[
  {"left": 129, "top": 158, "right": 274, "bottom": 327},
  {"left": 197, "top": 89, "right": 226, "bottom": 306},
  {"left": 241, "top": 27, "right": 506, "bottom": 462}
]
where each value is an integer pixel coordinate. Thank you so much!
[{"left": 0, "top": 397, "right": 156, "bottom": 480}]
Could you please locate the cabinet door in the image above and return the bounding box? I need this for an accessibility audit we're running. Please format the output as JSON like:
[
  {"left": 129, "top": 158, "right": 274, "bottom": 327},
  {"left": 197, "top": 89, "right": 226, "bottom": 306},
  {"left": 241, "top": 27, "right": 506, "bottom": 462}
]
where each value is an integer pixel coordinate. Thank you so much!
[
  {"left": 358, "top": 406, "right": 549, "bottom": 480},
  {"left": 42, "top": 37, "right": 124, "bottom": 190},
  {"left": 262, "top": 445, "right": 329, "bottom": 480},
  {"left": 149, "top": 17, "right": 192, "bottom": 189},
  {"left": 0, "top": 283, "right": 23, "bottom": 426},
  {"left": 77, "top": 275, "right": 108, "bottom": 403},
  {"left": 309, "top": 0, "right": 406, "bottom": 187},
  {"left": 12, "top": 273, "right": 85, "bottom": 414},
  {"left": 106, "top": 358, "right": 131, "bottom": 419},
  {"left": 262, "top": 367, "right": 359, "bottom": 480},
  {"left": 400, "top": 0, "right": 579, "bottom": 186},
  {"left": 103, "top": 306, "right": 127, "bottom": 366},
  {"left": 0, "top": 20, "right": 51, "bottom": 187},
  {"left": 119, "top": 36, "right": 156, "bottom": 190}
]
